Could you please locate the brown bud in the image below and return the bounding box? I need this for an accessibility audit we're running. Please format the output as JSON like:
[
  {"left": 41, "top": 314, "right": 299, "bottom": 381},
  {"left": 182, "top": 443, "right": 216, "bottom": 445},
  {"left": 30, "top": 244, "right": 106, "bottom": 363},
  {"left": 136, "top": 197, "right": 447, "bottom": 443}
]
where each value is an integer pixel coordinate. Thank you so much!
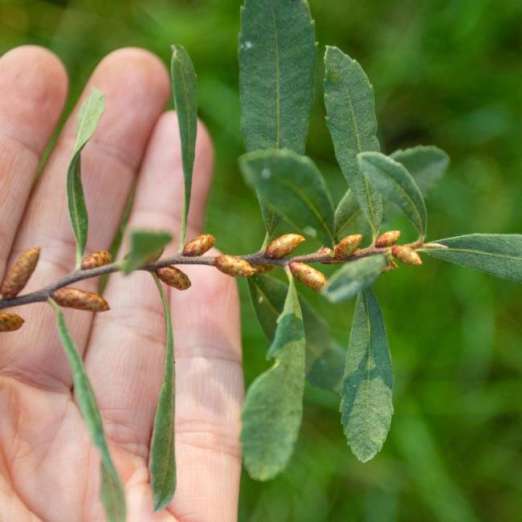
[
  {"left": 81, "top": 250, "right": 112, "bottom": 270},
  {"left": 265, "top": 234, "right": 305, "bottom": 259},
  {"left": 215, "top": 255, "right": 256, "bottom": 278},
  {"left": 183, "top": 234, "right": 215, "bottom": 257},
  {"left": 392, "top": 246, "right": 423, "bottom": 266},
  {"left": 289, "top": 262, "right": 327, "bottom": 291},
  {"left": 0, "top": 311, "right": 24, "bottom": 332},
  {"left": 334, "top": 234, "right": 363, "bottom": 258},
  {"left": 52, "top": 288, "right": 110, "bottom": 312},
  {"left": 156, "top": 266, "right": 191, "bottom": 290},
  {"left": 375, "top": 230, "right": 401, "bottom": 248},
  {"left": 253, "top": 264, "right": 274, "bottom": 274},
  {"left": 1, "top": 247, "right": 40, "bottom": 299}
]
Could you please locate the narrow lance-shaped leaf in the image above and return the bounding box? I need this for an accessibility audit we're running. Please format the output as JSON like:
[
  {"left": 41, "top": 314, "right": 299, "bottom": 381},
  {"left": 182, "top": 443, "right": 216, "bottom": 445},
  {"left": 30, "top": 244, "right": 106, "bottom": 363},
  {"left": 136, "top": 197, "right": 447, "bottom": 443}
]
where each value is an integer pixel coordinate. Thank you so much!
[
  {"left": 49, "top": 299, "right": 126, "bottom": 522},
  {"left": 341, "top": 289, "right": 393, "bottom": 463},
  {"left": 240, "top": 149, "right": 335, "bottom": 245},
  {"left": 335, "top": 146, "right": 449, "bottom": 239},
  {"left": 391, "top": 145, "right": 450, "bottom": 195},
  {"left": 242, "top": 273, "right": 306, "bottom": 480},
  {"left": 121, "top": 229, "right": 172, "bottom": 274},
  {"left": 324, "top": 46, "right": 382, "bottom": 237},
  {"left": 171, "top": 45, "right": 198, "bottom": 248},
  {"left": 423, "top": 234, "right": 522, "bottom": 282},
  {"left": 67, "top": 89, "right": 105, "bottom": 266},
  {"left": 149, "top": 276, "right": 176, "bottom": 510},
  {"left": 248, "top": 274, "right": 345, "bottom": 392},
  {"left": 323, "top": 255, "right": 387, "bottom": 303},
  {"left": 358, "top": 151, "right": 427, "bottom": 238},
  {"left": 239, "top": 0, "right": 316, "bottom": 153}
]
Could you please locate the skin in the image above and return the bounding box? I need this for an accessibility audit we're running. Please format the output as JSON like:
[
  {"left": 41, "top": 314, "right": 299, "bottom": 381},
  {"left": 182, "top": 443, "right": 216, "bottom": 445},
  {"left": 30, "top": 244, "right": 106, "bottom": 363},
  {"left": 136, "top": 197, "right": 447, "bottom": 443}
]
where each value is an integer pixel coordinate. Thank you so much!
[{"left": 0, "top": 46, "right": 243, "bottom": 521}]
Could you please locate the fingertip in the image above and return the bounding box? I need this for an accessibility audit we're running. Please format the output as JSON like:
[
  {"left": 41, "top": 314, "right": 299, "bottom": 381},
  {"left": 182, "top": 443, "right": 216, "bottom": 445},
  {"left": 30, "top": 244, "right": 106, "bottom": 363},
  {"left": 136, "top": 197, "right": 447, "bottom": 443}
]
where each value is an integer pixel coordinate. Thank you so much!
[{"left": 0, "top": 45, "right": 68, "bottom": 151}]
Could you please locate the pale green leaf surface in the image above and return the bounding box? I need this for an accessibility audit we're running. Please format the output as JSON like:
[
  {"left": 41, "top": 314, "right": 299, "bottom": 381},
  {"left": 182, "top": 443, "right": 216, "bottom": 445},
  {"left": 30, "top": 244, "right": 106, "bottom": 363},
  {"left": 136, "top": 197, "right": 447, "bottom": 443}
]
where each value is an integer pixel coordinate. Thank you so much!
[
  {"left": 67, "top": 89, "right": 105, "bottom": 266},
  {"left": 424, "top": 234, "right": 522, "bottom": 282},
  {"left": 323, "top": 256, "right": 387, "bottom": 303},
  {"left": 49, "top": 299, "right": 126, "bottom": 522},
  {"left": 324, "top": 46, "right": 382, "bottom": 236},
  {"left": 358, "top": 151, "right": 427, "bottom": 237},
  {"left": 391, "top": 145, "right": 450, "bottom": 195},
  {"left": 341, "top": 289, "right": 393, "bottom": 463},
  {"left": 242, "top": 276, "right": 305, "bottom": 480},
  {"left": 240, "top": 149, "right": 335, "bottom": 245},
  {"left": 121, "top": 229, "right": 172, "bottom": 274},
  {"left": 248, "top": 274, "right": 344, "bottom": 392},
  {"left": 171, "top": 45, "right": 198, "bottom": 247},
  {"left": 149, "top": 276, "right": 176, "bottom": 510},
  {"left": 239, "top": 0, "right": 316, "bottom": 153}
]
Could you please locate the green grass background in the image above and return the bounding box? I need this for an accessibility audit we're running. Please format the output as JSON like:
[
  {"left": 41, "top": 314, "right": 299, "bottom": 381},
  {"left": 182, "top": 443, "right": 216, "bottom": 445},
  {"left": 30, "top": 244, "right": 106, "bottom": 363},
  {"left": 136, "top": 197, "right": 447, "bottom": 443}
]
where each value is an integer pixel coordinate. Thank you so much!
[{"left": 1, "top": 0, "right": 522, "bottom": 520}]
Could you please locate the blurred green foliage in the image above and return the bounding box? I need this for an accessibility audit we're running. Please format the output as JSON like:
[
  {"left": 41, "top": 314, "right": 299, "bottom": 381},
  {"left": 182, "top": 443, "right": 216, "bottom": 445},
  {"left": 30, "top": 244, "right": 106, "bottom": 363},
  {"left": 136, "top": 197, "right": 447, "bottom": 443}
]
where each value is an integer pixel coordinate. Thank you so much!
[{"left": 1, "top": 0, "right": 522, "bottom": 520}]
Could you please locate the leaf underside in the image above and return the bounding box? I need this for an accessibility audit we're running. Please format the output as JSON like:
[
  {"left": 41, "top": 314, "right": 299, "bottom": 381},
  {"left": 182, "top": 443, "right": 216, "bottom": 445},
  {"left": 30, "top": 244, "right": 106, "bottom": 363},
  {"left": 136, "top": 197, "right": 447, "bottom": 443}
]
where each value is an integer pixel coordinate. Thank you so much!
[
  {"left": 239, "top": 0, "right": 316, "bottom": 154},
  {"left": 425, "top": 234, "right": 522, "bottom": 282},
  {"left": 171, "top": 44, "right": 198, "bottom": 248},
  {"left": 121, "top": 229, "right": 172, "bottom": 274},
  {"left": 149, "top": 276, "right": 176, "bottom": 510},
  {"left": 49, "top": 300, "right": 126, "bottom": 522},
  {"left": 67, "top": 89, "right": 105, "bottom": 266},
  {"left": 248, "top": 274, "right": 345, "bottom": 392},
  {"left": 341, "top": 289, "right": 393, "bottom": 463},
  {"left": 242, "top": 275, "right": 306, "bottom": 480},
  {"left": 240, "top": 149, "right": 335, "bottom": 246},
  {"left": 323, "top": 256, "right": 387, "bottom": 304}
]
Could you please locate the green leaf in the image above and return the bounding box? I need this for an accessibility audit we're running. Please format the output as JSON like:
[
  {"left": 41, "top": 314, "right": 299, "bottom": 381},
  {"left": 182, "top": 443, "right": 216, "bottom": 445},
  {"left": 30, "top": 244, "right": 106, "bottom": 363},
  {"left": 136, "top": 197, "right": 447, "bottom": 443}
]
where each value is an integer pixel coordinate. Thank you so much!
[
  {"left": 248, "top": 274, "right": 344, "bottom": 392},
  {"left": 240, "top": 149, "right": 335, "bottom": 245},
  {"left": 334, "top": 189, "right": 366, "bottom": 240},
  {"left": 358, "top": 151, "right": 427, "bottom": 238},
  {"left": 171, "top": 45, "right": 198, "bottom": 248},
  {"left": 423, "top": 234, "right": 522, "bottom": 282},
  {"left": 49, "top": 299, "right": 126, "bottom": 522},
  {"left": 121, "top": 229, "right": 172, "bottom": 274},
  {"left": 340, "top": 289, "right": 393, "bottom": 463},
  {"left": 149, "top": 276, "right": 176, "bottom": 510},
  {"left": 242, "top": 275, "right": 306, "bottom": 480},
  {"left": 239, "top": 0, "right": 316, "bottom": 154},
  {"left": 391, "top": 145, "right": 450, "bottom": 195},
  {"left": 67, "top": 89, "right": 105, "bottom": 266},
  {"left": 324, "top": 46, "right": 382, "bottom": 237},
  {"left": 323, "top": 256, "right": 387, "bottom": 303}
]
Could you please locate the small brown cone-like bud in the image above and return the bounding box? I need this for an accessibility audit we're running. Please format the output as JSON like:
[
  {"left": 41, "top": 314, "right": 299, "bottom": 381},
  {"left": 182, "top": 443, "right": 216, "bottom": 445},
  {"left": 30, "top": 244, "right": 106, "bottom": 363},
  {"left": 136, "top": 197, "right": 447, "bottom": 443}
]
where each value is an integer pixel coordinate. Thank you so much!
[
  {"left": 375, "top": 230, "right": 401, "bottom": 248},
  {"left": 53, "top": 288, "right": 110, "bottom": 312},
  {"left": 290, "top": 262, "right": 327, "bottom": 291},
  {"left": 81, "top": 250, "right": 112, "bottom": 270},
  {"left": 383, "top": 259, "right": 399, "bottom": 272},
  {"left": 156, "top": 266, "right": 191, "bottom": 290},
  {"left": 1, "top": 247, "right": 40, "bottom": 299},
  {"left": 215, "top": 255, "right": 256, "bottom": 278},
  {"left": 334, "top": 234, "right": 363, "bottom": 258},
  {"left": 392, "top": 246, "right": 423, "bottom": 266},
  {"left": 265, "top": 234, "right": 305, "bottom": 259},
  {"left": 0, "top": 312, "right": 24, "bottom": 332},
  {"left": 254, "top": 264, "right": 274, "bottom": 274},
  {"left": 183, "top": 234, "right": 215, "bottom": 257}
]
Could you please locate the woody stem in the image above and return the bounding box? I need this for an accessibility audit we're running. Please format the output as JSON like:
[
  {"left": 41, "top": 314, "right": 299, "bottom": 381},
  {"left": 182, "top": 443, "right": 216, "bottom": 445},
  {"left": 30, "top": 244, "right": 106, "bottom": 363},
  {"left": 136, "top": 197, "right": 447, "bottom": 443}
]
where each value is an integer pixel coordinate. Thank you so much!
[{"left": 0, "top": 241, "right": 423, "bottom": 311}]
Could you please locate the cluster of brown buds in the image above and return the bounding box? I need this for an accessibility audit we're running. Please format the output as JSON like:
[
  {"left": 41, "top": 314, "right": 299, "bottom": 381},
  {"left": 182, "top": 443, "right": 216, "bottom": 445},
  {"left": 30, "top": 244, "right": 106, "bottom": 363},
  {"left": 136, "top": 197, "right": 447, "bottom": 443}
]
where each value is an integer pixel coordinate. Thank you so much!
[{"left": 0, "top": 228, "right": 424, "bottom": 333}]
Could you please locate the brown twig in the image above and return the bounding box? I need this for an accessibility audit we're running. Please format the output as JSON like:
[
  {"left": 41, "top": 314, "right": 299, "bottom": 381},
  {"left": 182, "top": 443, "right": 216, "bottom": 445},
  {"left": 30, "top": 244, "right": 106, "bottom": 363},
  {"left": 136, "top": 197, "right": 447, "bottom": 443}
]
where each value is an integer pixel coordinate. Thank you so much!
[{"left": 0, "top": 241, "right": 429, "bottom": 311}]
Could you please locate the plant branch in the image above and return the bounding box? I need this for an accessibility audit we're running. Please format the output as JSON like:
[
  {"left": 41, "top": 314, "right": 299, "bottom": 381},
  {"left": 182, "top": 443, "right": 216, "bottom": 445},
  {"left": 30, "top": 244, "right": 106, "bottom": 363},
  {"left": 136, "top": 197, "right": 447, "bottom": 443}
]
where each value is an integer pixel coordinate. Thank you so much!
[{"left": 0, "top": 241, "right": 426, "bottom": 311}]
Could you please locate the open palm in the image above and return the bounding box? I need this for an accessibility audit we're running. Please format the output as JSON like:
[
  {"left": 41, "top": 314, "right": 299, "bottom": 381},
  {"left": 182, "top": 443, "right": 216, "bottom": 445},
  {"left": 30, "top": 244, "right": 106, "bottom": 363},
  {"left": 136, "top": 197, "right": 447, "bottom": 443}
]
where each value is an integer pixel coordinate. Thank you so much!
[{"left": 0, "top": 46, "right": 243, "bottom": 522}]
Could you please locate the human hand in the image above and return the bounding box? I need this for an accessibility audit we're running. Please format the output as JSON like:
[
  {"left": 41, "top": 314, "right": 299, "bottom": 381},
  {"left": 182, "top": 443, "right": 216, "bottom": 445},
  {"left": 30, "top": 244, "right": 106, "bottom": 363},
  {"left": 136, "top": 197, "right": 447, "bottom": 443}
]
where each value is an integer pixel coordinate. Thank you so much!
[{"left": 0, "top": 46, "right": 243, "bottom": 522}]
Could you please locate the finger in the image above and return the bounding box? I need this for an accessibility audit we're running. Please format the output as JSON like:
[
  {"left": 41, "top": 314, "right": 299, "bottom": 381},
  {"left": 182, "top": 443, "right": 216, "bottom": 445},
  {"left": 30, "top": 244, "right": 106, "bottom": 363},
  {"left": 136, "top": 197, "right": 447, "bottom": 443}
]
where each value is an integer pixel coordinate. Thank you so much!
[
  {"left": 0, "top": 49, "right": 170, "bottom": 390},
  {"left": 168, "top": 266, "right": 243, "bottom": 522},
  {"left": 86, "top": 112, "right": 214, "bottom": 454},
  {"left": 0, "top": 46, "right": 67, "bottom": 279}
]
